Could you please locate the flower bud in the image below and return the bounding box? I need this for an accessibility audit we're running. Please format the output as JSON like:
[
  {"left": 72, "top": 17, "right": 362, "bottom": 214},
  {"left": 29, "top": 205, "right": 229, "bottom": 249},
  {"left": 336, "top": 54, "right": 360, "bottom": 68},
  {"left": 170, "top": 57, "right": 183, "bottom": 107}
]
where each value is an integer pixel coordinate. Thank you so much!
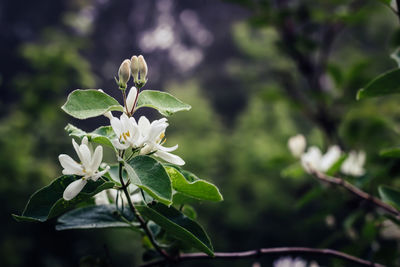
[
  {"left": 138, "top": 55, "right": 148, "bottom": 83},
  {"left": 130, "top": 55, "right": 139, "bottom": 83},
  {"left": 125, "top": 86, "right": 137, "bottom": 114},
  {"left": 118, "top": 59, "right": 131, "bottom": 89},
  {"left": 288, "top": 134, "right": 306, "bottom": 158}
]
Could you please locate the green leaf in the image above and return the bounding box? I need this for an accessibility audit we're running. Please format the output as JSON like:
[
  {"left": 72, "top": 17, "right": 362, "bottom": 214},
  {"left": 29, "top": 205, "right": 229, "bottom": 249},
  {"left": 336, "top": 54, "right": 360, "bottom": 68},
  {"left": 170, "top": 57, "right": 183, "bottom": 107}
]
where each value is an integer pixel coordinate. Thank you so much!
[
  {"left": 380, "top": 147, "right": 400, "bottom": 158},
  {"left": 62, "top": 89, "right": 124, "bottom": 119},
  {"left": 357, "top": 69, "right": 400, "bottom": 100},
  {"left": 13, "top": 176, "right": 114, "bottom": 222},
  {"left": 280, "top": 162, "right": 305, "bottom": 179},
  {"left": 125, "top": 156, "right": 172, "bottom": 205},
  {"left": 136, "top": 90, "right": 191, "bottom": 116},
  {"left": 165, "top": 167, "right": 223, "bottom": 202},
  {"left": 379, "top": 185, "right": 400, "bottom": 210},
  {"left": 137, "top": 203, "right": 213, "bottom": 256},
  {"left": 65, "top": 124, "right": 116, "bottom": 148},
  {"left": 56, "top": 205, "right": 140, "bottom": 231},
  {"left": 326, "top": 155, "right": 347, "bottom": 176}
]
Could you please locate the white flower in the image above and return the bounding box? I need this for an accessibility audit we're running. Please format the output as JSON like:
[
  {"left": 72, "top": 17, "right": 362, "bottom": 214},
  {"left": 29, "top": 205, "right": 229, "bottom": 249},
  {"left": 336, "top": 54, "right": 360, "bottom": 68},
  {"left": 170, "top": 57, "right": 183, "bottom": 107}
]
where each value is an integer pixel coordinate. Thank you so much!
[
  {"left": 110, "top": 114, "right": 185, "bottom": 165},
  {"left": 319, "top": 145, "right": 341, "bottom": 172},
  {"left": 138, "top": 116, "right": 185, "bottom": 166},
  {"left": 341, "top": 150, "right": 366, "bottom": 176},
  {"left": 59, "top": 137, "right": 110, "bottom": 201},
  {"left": 288, "top": 134, "right": 306, "bottom": 158},
  {"left": 301, "top": 146, "right": 322, "bottom": 173},
  {"left": 94, "top": 187, "right": 142, "bottom": 207},
  {"left": 110, "top": 113, "right": 141, "bottom": 150},
  {"left": 392, "top": 0, "right": 398, "bottom": 12},
  {"left": 380, "top": 219, "right": 400, "bottom": 240},
  {"left": 273, "top": 257, "right": 308, "bottom": 267},
  {"left": 301, "top": 145, "right": 341, "bottom": 173}
]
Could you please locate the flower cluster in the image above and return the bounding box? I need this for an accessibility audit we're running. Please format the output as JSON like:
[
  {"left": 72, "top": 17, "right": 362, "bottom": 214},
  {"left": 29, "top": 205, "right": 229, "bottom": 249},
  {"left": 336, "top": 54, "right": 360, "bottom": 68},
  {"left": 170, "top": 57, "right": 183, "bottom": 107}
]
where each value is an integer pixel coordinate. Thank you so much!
[
  {"left": 58, "top": 55, "right": 185, "bottom": 201},
  {"left": 110, "top": 113, "right": 184, "bottom": 165},
  {"left": 288, "top": 134, "right": 366, "bottom": 176},
  {"left": 58, "top": 137, "right": 110, "bottom": 200}
]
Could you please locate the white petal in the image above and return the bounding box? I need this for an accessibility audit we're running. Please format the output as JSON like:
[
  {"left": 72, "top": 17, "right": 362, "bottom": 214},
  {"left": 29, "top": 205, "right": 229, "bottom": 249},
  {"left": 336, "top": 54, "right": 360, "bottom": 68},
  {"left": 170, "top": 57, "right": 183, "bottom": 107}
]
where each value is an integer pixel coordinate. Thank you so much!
[
  {"left": 288, "top": 134, "right": 306, "bottom": 158},
  {"left": 94, "top": 190, "right": 110, "bottom": 205},
  {"left": 82, "top": 136, "right": 89, "bottom": 146},
  {"left": 90, "top": 166, "right": 110, "bottom": 181},
  {"left": 320, "top": 145, "right": 341, "bottom": 172},
  {"left": 63, "top": 179, "right": 87, "bottom": 201},
  {"left": 111, "top": 139, "right": 130, "bottom": 150},
  {"left": 301, "top": 146, "right": 322, "bottom": 173},
  {"left": 90, "top": 146, "right": 103, "bottom": 171},
  {"left": 126, "top": 86, "right": 137, "bottom": 113},
  {"left": 154, "top": 150, "right": 185, "bottom": 166},
  {"left": 79, "top": 144, "right": 92, "bottom": 169},
  {"left": 138, "top": 116, "right": 151, "bottom": 136},
  {"left": 59, "top": 154, "right": 84, "bottom": 175},
  {"left": 130, "top": 192, "right": 142, "bottom": 203},
  {"left": 158, "top": 144, "right": 178, "bottom": 152},
  {"left": 148, "top": 124, "right": 166, "bottom": 141},
  {"left": 72, "top": 139, "right": 82, "bottom": 160},
  {"left": 111, "top": 117, "right": 123, "bottom": 137}
]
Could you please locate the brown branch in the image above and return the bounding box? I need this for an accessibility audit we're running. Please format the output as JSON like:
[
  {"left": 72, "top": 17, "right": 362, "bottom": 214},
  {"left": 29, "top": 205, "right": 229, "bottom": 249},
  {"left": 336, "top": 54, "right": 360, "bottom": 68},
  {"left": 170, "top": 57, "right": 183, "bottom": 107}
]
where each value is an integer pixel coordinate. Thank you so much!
[
  {"left": 139, "top": 247, "right": 385, "bottom": 267},
  {"left": 309, "top": 168, "right": 400, "bottom": 220}
]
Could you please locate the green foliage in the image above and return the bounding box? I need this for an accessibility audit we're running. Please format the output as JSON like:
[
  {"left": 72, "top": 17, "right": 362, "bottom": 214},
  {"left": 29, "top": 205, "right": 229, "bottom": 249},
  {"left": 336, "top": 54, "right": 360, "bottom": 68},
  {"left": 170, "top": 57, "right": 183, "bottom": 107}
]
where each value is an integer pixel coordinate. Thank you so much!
[
  {"left": 136, "top": 90, "right": 191, "bottom": 116},
  {"left": 125, "top": 156, "right": 172, "bottom": 205},
  {"left": 56, "top": 205, "right": 139, "bottom": 231},
  {"left": 62, "top": 89, "right": 124, "bottom": 119},
  {"left": 357, "top": 69, "right": 400, "bottom": 99},
  {"left": 137, "top": 203, "right": 214, "bottom": 256},
  {"left": 379, "top": 185, "right": 400, "bottom": 210},
  {"left": 13, "top": 176, "right": 114, "bottom": 222},
  {"left": 166, "top": 166, "right": 223, "bottom": 202},
  {"left": 65, "top": 124, "right": 116, "bottom": 148},
  {"left": 380, "top": 146, "right": 400, "bottom": 158}
]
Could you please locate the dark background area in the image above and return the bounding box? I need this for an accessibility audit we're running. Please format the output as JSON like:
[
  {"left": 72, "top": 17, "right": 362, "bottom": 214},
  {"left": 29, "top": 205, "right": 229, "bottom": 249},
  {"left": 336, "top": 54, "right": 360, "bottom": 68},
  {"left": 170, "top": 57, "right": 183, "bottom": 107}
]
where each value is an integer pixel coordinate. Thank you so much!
[{"left": 2, "top": 0, "right": 400, "bottom": 266}]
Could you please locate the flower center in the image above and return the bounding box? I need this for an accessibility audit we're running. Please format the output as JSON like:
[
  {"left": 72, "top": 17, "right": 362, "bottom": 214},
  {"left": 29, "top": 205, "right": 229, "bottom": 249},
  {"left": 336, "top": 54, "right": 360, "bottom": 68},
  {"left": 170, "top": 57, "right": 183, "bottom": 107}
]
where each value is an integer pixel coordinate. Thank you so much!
[{"left": 120, "top": 131, "right": 131, "bottom": 141}]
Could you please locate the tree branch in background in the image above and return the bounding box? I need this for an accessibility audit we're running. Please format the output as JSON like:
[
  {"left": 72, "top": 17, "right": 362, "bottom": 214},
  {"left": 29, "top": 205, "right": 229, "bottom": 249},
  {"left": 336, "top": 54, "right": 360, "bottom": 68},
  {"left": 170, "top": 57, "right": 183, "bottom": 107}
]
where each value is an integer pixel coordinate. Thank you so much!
[
  {"left": 309, "top": 168, "right": 400, "bottom": 220},
  {"left": 139, "top": 247, "right": 385, "bottom": 267}
]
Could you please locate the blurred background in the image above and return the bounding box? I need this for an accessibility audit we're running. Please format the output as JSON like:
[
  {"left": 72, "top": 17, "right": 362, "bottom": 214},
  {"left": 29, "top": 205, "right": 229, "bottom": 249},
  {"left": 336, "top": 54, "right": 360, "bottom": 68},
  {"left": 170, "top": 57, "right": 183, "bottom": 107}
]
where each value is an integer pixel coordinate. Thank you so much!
[{"left": 2, "top": 0, "right": 400, "bottom": 266}]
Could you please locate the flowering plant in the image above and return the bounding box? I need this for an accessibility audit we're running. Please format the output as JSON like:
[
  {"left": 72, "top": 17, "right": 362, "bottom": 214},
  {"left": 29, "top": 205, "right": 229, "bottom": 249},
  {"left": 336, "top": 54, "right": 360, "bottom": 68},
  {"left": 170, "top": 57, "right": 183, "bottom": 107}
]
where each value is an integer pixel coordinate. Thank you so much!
[{"left": 13, "top": 55, "right": 223, "bottom": 261}]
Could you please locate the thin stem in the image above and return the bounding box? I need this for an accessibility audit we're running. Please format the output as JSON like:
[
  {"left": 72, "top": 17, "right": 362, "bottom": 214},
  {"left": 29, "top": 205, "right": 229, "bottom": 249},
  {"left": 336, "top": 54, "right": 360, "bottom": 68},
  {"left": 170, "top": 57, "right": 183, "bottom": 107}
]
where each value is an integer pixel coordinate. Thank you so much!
[
  {"left": 139, "top": 247, "right": 385, "bottom": 267},
  {"left": 122, "top": 89, "right": 129, "bottom": 116},
  {"left": 118, "top": 162, "right": 172, "bottom": 261},
  {"left": 309, "top": 168, "right": 400, "bottom": 220},
  {"left": 131, "top": 86, "right": 140, "bottom": 115}
]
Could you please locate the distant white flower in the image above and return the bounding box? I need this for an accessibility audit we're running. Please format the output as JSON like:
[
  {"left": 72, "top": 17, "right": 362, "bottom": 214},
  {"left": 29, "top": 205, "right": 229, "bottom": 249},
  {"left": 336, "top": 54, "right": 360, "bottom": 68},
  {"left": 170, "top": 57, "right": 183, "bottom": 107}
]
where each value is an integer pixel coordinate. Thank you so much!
[
  {"left": 301, "top": 145, "right": 341, "bottom": 173},
  {"left": 94, "top": 187, "right": 142, "bottom": 207},
  {"left": 110, "top": 113, "right": 141, "bottom": 150},
  {"left": 380, "top": 219, "right": 400, "bottom": 240},
  {"left": 59, "top": 137, "right": 110, "bottom": 201},
  {"left": 319, "top": 145, "right": 341, "bottom": 172},
  {"left": 301, "top": 146, "right": 322, "bottom": 173},
  {"left": 288, "top": 134, "right": 306, "bottom": 158},
  {"left": 391, "top": 0, "right": 398, "bottom": 12},
  {"left": 138, "top": 116, "right": 185, "bottom": 166},
  {"left": 341, "top": 150, "right": 366, "bottom": 176},
  {"left": 273, "top": 257, "right": 308, "bottom": 267}
]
